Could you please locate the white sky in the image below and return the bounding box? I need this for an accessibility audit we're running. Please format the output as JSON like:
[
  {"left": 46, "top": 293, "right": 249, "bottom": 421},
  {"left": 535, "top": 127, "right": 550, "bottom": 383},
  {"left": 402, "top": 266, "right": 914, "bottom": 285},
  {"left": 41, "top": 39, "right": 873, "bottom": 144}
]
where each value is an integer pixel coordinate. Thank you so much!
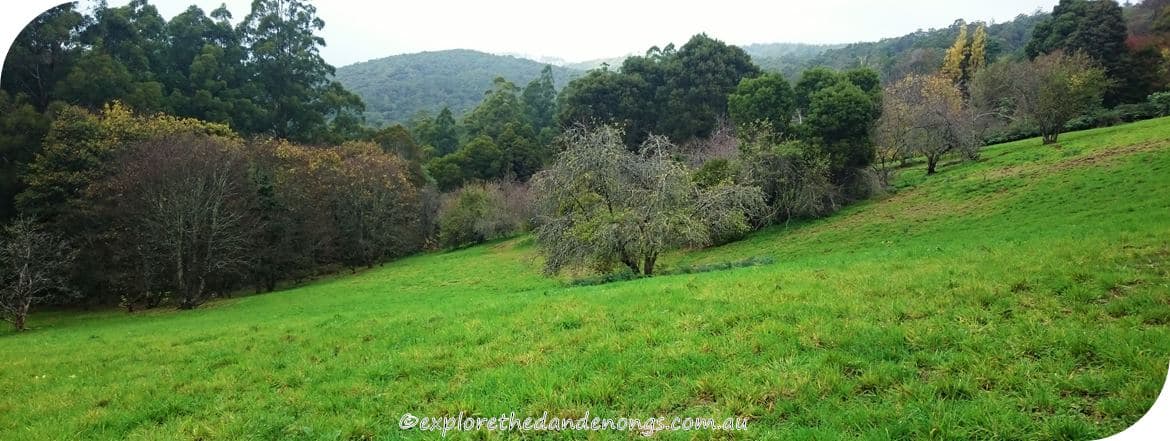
[{"left": 4, "top": 0, "right": 1060, "bottom": 68}]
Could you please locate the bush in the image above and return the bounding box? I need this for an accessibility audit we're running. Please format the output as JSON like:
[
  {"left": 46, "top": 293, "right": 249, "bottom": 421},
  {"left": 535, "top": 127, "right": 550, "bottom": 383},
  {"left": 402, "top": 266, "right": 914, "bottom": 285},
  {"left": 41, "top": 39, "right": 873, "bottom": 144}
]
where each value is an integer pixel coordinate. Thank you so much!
[
  {"left": 1151, "top": 92, "right": 1170, "bottom": 116},
  {"left": 437, "top": 181, "right": 528, "bottom": 249}
]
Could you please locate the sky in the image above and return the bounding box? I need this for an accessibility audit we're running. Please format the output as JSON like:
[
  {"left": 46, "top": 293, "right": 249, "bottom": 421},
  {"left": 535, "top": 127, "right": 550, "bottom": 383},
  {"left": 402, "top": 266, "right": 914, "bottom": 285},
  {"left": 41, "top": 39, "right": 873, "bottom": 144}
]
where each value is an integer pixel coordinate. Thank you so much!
[{"left": 5, "top": 0, "right": 1061, "bottom": 68}]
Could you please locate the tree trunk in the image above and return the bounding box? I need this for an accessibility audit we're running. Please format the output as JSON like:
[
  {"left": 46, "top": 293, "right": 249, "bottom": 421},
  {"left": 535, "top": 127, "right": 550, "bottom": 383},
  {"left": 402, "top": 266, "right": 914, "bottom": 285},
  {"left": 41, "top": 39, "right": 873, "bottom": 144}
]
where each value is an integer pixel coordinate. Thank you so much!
[
  {"left": 643, "top": 254, "right": 657, "bottom": 276},
  {"left": 1042, "top": 132, "right": 1059, "bottom": 145},
  {"left": 621, "top": 254, "right": 640, "bottom": 274},
  {"left": 926, "top": 156, "right": 938, "bottom": 175},
  {"left": 14, "top": 298, "right": 30, "bottom": 331}
]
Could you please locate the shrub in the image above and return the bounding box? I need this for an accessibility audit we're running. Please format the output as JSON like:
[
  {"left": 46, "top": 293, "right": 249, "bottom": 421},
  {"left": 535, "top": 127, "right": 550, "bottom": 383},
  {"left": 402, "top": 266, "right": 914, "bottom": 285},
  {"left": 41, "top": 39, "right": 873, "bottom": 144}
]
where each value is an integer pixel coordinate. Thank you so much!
[
  {"left": 1151, "top": 92, "right": 1170, "bottom": 116},
  {"left": 437, "top": 181, "right": 527, "bottom": 249}
]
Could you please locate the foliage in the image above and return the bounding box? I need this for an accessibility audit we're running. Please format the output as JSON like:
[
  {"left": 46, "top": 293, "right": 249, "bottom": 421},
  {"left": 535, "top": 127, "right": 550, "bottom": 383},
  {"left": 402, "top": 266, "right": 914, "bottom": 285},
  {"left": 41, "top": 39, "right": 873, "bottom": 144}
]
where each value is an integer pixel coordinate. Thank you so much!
[
  {"left": 437, "top": 182, "right": 528, "bottom": 249},
  {"left": 728, "top": 73, "right": 797, "bottom": 134},
  {"left": 95, "top": 134, "right": 257, "bottom": 310},
  {"left": 1152, "top": 91, "right": 1170, "bottom": 116},
  {"left": 558, "top": 34, "right": 759, "bottom": 147},
  {"left": 972, "top": 52, "right": 1108, "bottom": 144},
  {"left": 737, "top": 132, "right": 837, "bottom": 224},
  {"left": 532, "top": 126, "right": 762, "bottom": 276},
  {"left": 1026, "top": 0, "right": 1128, "bottom": 103},
  {"left": 878, "top": 74, "right": 981, "bottom": 175}
]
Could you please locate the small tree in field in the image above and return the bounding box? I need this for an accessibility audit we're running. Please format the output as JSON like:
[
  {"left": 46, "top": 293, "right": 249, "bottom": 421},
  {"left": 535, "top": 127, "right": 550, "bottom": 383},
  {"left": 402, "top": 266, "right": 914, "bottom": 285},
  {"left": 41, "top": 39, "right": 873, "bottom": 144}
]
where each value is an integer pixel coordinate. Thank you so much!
[
  {"left": 532, "top": 126, "right": 761, "bottom": 276},
  {"left": 0, "top": 218, "right": 75, "bottom": 331},
  {"left": 972, "top": 51, "right": 1107, "bottom": 144},
  {"left": 878, "top": 74, "right": 981, "bottom": 175}
]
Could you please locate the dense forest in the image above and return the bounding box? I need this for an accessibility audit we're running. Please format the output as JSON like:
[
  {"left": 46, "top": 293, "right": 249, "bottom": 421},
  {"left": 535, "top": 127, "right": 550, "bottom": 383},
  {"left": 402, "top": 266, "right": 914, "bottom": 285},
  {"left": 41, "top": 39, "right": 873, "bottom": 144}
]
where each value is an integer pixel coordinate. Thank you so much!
[
  {"left": 335, "top": 49, "right": 579, "bottom": 126},
  {"left": 0, "top": 0, "right": 1168, "bottom": 331}
]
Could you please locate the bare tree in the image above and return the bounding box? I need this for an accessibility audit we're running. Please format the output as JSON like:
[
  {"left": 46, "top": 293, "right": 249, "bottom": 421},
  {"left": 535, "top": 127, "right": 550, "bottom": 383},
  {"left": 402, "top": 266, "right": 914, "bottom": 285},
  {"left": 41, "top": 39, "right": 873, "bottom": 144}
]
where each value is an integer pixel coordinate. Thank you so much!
[
  {"left": 101, "top": 135, "right": 257, "bottom": 309},
  {"left": 0, "top": 217, "right": 75, "bottom": 331}
]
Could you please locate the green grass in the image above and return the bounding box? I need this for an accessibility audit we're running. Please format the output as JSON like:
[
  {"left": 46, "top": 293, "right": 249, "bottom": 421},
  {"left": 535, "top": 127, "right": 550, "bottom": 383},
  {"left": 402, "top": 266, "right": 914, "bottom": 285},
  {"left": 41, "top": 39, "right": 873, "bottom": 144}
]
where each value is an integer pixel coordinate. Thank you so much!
[{"left": 3, "top": 118, "right": 1170, "bottom": 440}]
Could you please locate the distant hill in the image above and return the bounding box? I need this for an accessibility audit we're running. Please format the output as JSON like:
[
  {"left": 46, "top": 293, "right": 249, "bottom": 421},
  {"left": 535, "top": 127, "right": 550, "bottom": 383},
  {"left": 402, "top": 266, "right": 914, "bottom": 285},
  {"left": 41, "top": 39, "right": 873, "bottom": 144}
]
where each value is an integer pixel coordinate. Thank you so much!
[
  {"left": 741, "top": 42, "right": 846, "bottom": 78},
  {"left": 800, "top": 14, "right": 1049, "bottom": 80},
  {"left": 336, "top": 49, "right": 581, "bottom": 126}
]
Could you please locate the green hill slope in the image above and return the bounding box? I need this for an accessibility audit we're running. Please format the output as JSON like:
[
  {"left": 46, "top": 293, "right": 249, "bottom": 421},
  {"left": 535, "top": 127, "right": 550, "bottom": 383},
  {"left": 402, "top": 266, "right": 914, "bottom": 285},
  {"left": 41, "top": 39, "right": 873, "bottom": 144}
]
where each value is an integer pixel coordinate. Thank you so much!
[
  {"left": 335, "top": 49, "right": 580, "bottom": 126},
  {"left": 2, "top": 118, "right": 1169, "bottom": 439}
]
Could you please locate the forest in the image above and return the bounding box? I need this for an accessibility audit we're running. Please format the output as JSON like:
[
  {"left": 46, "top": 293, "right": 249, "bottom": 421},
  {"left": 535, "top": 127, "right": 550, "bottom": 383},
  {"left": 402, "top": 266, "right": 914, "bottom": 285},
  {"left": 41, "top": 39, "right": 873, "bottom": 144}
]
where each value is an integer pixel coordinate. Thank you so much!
[{"left": 0, "top": 0, "right": 1168, "bottom": 330}]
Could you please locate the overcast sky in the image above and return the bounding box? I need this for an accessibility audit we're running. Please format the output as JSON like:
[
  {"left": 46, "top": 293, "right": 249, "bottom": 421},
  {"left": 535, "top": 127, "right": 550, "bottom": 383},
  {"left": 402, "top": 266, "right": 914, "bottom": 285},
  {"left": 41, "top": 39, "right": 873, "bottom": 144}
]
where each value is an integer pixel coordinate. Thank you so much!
[{"left": 9, "top": 0, "right": 1060, "bottom": 67}]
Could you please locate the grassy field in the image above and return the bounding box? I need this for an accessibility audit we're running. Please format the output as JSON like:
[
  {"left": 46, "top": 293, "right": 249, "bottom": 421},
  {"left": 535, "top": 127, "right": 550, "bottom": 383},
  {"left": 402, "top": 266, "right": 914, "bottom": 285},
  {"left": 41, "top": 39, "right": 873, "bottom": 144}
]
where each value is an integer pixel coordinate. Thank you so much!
[{"left": 2, "top": 118, "right": 1170, "bottom": 440}]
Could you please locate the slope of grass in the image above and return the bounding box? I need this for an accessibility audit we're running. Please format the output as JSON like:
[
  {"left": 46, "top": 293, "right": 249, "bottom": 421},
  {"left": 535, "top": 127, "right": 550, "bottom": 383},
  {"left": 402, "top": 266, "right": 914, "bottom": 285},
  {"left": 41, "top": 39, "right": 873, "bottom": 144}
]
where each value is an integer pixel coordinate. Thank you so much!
[{"left": 2, "top": 118, "right": 1170, "bottom": 440}]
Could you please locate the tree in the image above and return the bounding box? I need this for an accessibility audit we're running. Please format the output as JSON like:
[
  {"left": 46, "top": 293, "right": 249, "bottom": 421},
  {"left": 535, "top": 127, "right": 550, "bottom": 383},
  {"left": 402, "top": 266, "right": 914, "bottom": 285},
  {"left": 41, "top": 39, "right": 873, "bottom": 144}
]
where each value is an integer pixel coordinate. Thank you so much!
[
  {"left": 807, "top": 81, "right": 880, "bottom": 172},
  {"left": 658, "top": 34, "right": 761, "bottom": 141},
  {"left": 941, "top": 21, "right": 970, "bottom": 85},
  {"left": 970, "top": 24, "right": 989, "bottom": 73},
  {"left": 98, "top": 134, "right": 257, "bottom": 309},
  {"left": 432, "top": 107, "right": 460, "bottom": 156},
  {"left": 239, "top": 0, "right": 364, "bottom": 142},
  {"left": 737, "top": 129, "right": 836, "bottom": 224},
  {"left": 332, "top": 143, "right": 422, "bottom": 268},
  {"left": 878, "top": 75, "right": 981, "bottom": 175},
  {"left": 464, "top": 77, "right": 527, "bottom": 141},
  {"left": 0, "top": 3, "right": 86, "bottom": 110},
  {"left": 972, "top": 52, "right": 1107, "bottom": 144},
  {"left": 0, "top": 217, "right": 75, "bottom": 331},
  {"left": 531, "top": 126, "right": 762, "bottom": 276},
  {"left": 522, "top": 65, "right": 559, "bottom": 140},
  {"left": 1026, "top": 0, "right": 1127, "bottom": 102},
  {"left": 0, "top": 92, "right": 50, "bottom": 220},
  {"left": 728, "top": 73, "right": 797, "bottom": 134}
]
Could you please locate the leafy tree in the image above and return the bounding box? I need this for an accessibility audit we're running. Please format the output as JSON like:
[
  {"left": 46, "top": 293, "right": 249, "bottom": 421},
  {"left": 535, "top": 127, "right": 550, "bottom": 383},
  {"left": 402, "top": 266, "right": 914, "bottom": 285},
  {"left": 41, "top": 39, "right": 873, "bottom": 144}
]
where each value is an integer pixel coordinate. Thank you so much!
[
  {"left": 1026, "top": 0, "right": 1127, "bottom": 101},
  {"left": 432, "top": 107, "right": 460, "bottom": 156},
  {"left": 556, "top": 68, "right": 645, "bottom": 146},
  {"left": 941, "top": 21, "right": 970, "bottom": 85},
  {"left": 464, "top": 77, "right": 528, "bottom": 142},
  {"left": 239, "top": 0, "right": 364, "bottom": 142},
  {"left": 658, "top": 34, "right": 761, "bottom": 141},
  {"left": 531, "top": 126, "right": 762, "bottom": 276},
  {"left": 0, "top": 217, "right": 76, "bottom": 331},
  {"left": 970, "top": 24, "right": 989, "bottom": 73},
  {"left": 728, "top": 73, "right": 797, "bottom": 134},
  {"left": 0, "top": 93, "right": 50, "bottom": 220},
  {"left": 437, "top": 183, "right": 521, "bottom": 248},
  {"left": 332, "top": 143, "right": 422, "bottom": 268},
  {"left": 972, "top": 52, "right": 1108, "bottom": 144},
  {"left": 0, "top": 3, "right": 86, "bottom": 110},
  {"left": 807, "top": 81, "right": 880, "bottom": 172},
  {"left": 522, "top": 65, "right": 559, "bottom": 140},
  {"left": 878, "top": 75, "right": 981, "bottom": 175},
  {"left": 794, "top": 67, "right": 843, "bottom": 114},
  {"left": 737, "top": 131, "right": 836, "bottom": 224}
]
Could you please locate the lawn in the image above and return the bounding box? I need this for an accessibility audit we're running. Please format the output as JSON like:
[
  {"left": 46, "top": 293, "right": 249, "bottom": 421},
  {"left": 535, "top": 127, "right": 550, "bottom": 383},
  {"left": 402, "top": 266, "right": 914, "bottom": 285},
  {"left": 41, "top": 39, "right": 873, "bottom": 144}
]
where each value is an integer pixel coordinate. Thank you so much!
[{"left": 2, "top": 118, "right": 1169, "bottom": 440}]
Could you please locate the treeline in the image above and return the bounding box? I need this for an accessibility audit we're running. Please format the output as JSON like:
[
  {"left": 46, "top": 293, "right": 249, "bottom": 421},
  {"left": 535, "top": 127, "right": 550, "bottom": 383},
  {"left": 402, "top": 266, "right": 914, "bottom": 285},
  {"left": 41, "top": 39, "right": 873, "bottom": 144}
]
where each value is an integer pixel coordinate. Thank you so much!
[{"left": 0, "top": 0, "right": 367, "bottom": 218}]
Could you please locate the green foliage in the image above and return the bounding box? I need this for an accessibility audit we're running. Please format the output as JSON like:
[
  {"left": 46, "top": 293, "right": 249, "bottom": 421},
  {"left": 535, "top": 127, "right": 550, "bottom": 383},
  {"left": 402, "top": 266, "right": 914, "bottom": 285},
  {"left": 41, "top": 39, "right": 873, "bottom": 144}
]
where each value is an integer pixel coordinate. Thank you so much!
[
  {"left": 808, "top": 81, "right": 880, "bottom": 171},
  {"left": 1026, "top": 0, "right": 1128, "bottom": 102},
  {"left": 972, "top": 52, "right": 1108, "bottom": 144},
  {"left": 1152, "top": 91, "right": 1170, "bottom": 116},
  {"left": 728, "top": 73, "right": 797, "bottom": 134},
  {"left": 335, "top": 50, "right": 577, "bottom": 126},
  {"left": 558, "top": 35, "right": 760, "bottom": 147},
  {"left": 0, "top": 4, "right": 86, "bottom": 110},
  {"left": 437, "top": 184, "right": 522, "bottom": 249},
  {"left": 532, "top": 126, "right": 762, "bottom": 276},
  {"left": 0, "top": 93, "right": 50, "bottom": 220}
]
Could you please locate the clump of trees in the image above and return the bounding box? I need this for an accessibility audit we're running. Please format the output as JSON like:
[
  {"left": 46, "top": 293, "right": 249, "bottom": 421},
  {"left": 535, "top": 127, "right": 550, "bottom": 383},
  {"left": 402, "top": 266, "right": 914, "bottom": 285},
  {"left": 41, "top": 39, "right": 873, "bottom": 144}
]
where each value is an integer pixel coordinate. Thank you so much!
[
  {"left": 531, "top": 126, "right": 762, "bottom": 276},
  {"left": 972, "top": 52, "right": 1107, "bottom": 144}
]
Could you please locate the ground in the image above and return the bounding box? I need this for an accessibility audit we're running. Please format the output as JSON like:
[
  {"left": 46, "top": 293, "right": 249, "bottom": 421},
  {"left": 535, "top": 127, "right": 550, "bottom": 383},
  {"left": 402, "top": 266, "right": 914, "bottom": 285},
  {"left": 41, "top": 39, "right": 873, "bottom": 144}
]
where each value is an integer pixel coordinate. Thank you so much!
[{"left": 2, "top": 118, "right": 1169, "bottom": 440}]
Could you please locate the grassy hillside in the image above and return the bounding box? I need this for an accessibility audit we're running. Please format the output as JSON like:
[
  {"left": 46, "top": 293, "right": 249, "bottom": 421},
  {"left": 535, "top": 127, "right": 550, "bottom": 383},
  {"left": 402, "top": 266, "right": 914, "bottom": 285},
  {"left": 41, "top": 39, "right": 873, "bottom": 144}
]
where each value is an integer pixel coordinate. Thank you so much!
[
  {"left": 335, "top": 50, "right": 580, "bottom": 126},
  {"left": 2, "top": 118, "right": 1169, "bottom": 439}
]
